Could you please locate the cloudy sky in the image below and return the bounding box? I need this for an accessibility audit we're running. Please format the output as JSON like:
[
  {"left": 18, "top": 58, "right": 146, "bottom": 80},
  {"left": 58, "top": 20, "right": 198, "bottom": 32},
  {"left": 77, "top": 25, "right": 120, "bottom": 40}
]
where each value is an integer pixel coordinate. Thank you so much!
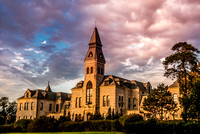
[{"left": 0, "top": 0, "right": 200, "bottom": 101}]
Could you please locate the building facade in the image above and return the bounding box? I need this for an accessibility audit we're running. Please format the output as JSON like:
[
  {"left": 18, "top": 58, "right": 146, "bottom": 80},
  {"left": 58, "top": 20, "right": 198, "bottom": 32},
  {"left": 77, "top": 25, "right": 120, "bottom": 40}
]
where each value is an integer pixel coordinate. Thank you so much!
[{"left": 16, "top": 27, "right": 152, "bottom": 121}]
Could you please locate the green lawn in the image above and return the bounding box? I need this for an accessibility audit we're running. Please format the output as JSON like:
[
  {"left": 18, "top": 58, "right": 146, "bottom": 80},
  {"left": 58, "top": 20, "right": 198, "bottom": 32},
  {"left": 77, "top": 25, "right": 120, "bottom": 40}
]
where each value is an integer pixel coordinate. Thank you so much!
[{"left": 1, "top": 132, "right": 125, "bottom": 134}]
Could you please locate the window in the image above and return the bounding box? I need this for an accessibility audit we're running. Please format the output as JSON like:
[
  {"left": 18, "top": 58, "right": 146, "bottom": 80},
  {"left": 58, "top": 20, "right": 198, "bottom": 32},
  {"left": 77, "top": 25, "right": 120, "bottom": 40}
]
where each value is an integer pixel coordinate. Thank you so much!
[
  {"left": 86, "top": 81, "right": 92, "bottom": 104},
  {"left": 119, "top": 96, "right": 123, "bottom": 107},
  {"left": 107, "top": 95, "right": 110, "bottom": 106},
  {"left": 26, "top": 93, "right": 29, "bottom": 98},
  {"left": 133, "top": 98, "right": 137, "bottom": 108},
  {"left": 128, "top": 98, "right": 131, "bottom": 109},
  {"left": 101, "top": 68, "right": 103, "bottom": 75},
  {"left": 56, "top": 104, "right": 59, "bottom": 112},
  {"left": 27, "top": 102, "right": 29, "bottom": 110},
  {"left": 75, "top": 98, "right": 78, "bottom": 108},
  {"left": 98, "top": 67, "right": 100, "bottom": 74},
  {"left": 103, "top": 96, "right": 106, "bottom": 107},
  {"left": 87, "top": 67, "right": 89, "bottom": 74},
  {"left": 173, "top": 94, "right": 178, "bottom": 103},
  {"left": 49, "top": 104, "right": 52, "bottom": 111},
  {"left": 88, "top": 52, "right": 93, "bottom": 57},
  {"left": 31, "top": 102, "right": 34, "bottom": 110},
  {"left": 119, "top": 96, "right": 121, "bottom": 107},
  {"left": 99, "top": 53, "right": 103, "bottom": 58},
  {"left": 91, "top": 67, "right": 93, "bottom": 74},
  {"left": 24, "top": 103, "right": 26, "bottom": 110},
  {"left": 79, "top": 97, "right": 81, "bottom": 108},
  {"left": 40, "top": 102, "right": 43, "bottom": 110},
  {"left": 20, "top": 103, "right": 22, "bottom": 111}
]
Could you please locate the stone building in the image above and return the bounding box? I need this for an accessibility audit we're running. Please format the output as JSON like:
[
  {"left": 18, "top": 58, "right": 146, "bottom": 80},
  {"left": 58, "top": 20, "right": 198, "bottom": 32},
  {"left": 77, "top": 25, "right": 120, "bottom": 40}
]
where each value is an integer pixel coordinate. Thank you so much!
[
  {"left": 16, "top": 27, "right": 152, "bottom": 121},
  {"left": 16, "top": 82, "right": 71, "bottom": 121},
  {"left": 166, "top": 81, "right": 182, "bottom": 120}
]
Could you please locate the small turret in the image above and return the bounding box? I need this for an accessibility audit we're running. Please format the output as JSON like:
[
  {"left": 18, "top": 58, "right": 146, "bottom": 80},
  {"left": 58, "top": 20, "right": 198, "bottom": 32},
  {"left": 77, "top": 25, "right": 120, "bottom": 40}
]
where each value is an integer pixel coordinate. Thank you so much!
[{"left": 45, "top": 81, "right": 52, "bottom": 92}]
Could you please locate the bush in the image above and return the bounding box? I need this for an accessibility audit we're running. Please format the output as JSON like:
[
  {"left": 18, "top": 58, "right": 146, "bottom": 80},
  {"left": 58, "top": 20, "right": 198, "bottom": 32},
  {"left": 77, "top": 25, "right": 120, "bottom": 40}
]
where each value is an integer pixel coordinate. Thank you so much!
[
  {"left": 27, "top": 116, "right": 57, "bottom": 132},
  {"left": 0, "top": 116, "right": 6, "bottom": 125},
  {"left": 59, "top": 121, "right": 82, "bottom": 132},
  {"left": 14, "top": 119, "right": 32, "bottom": 132},
  {"left": 122, "top": 114, "right": 143, "bottom": 126},
  {"left": 57, "top": 116, "right": 71, "bottom": 124},
  {"left": 58, "top": 119, "right": 123, "bottom": 132}
]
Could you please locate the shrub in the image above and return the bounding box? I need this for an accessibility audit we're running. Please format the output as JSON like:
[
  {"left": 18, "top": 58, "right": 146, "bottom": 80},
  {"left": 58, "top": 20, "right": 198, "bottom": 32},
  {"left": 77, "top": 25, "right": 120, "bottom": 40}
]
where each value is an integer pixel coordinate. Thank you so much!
[
  {"left": 27, "top": 116, "right": 57, "bottom": 132},
  {"left": 58, "top": 121, "right": 82, "bottom": 132},
  {"left": 0, "top": 116, "right": 6, "bottom": 125},
  {"left": 14, "top": 119, "right": 32, "bottom": 132},
  {"left": 57, "top": 116, "right": 71, "bottom": 124},
  {"left": 122, "top": 114, "right": 143, "bottom": 126}
]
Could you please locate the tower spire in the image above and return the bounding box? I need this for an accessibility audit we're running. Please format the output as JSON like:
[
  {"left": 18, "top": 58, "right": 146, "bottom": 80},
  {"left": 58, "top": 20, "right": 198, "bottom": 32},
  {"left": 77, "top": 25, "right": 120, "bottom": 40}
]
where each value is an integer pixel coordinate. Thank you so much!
[
  {"left": 89, "top": 27, "right": 102, "bottom": 46},
  {"left": 45, "top": 81, "right": 52, "bottom": 92}
]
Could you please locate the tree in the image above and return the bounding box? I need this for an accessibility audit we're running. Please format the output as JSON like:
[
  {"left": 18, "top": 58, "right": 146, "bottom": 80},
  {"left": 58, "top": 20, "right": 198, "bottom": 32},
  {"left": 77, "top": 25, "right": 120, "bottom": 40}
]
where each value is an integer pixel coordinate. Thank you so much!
[
  {"left": 163, "top": 42, "right": 199, "bottom": 122},
  {"left": 106, "top": 107, "right": 111, "bottom": 119},
  {"left": 143, "top": 83, "right": 177, "bottom": 120},
  {"left": 6, "top": 101, "right": 17, "bottom": 124},
  {"left": 0, "top": 97, "right": 9, "bottom": 116},
  {"left": 188, "top": 79, "right": 200, "bottom": 121}
]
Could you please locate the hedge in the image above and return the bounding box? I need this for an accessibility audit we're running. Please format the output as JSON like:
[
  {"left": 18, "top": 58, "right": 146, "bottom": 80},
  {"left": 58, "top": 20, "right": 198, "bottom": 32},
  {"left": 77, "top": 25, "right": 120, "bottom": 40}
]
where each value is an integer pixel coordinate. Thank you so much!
[{"left": 59, "top": 120, "right": 123, "bottom": 132}]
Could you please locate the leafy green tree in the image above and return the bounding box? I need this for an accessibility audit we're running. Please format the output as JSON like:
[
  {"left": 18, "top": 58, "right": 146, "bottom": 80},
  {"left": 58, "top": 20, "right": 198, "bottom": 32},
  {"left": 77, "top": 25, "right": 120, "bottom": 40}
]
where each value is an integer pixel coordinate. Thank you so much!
[
  {"left": 111, "top": 108, "right": 115, "bottom": 120},
  {"left": 106, "top": 107, "right": 111, "bottom": 119},
  {"left": 163, "top": 42, "right": 199, "bottom": 122},
  {"left": 0, "top": 97, "right": 9, "bottom": 116},
  {"left": 143, "top": 83, "right": 177, "bottom": 120},
  {"left": 188, "top": 79, "right": 200, "bottom": 121}
]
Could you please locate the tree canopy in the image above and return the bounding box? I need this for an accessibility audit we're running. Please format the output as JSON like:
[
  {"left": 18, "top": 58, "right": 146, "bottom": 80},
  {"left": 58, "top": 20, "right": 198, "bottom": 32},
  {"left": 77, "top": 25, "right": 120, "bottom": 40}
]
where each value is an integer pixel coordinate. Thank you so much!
[
  {"left": 163, "top": 42, "right": 199, "bottom": 122},
  {"left": 143, "top": 83, "right": 177, "bottom": 120}
]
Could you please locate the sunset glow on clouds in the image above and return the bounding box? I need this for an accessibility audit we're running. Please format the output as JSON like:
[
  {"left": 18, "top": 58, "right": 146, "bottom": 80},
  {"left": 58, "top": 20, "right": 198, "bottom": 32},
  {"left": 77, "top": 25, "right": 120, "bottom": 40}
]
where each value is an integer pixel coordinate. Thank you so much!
[{"left": 0, "top": 0, "right": 200, "bottom": 100}]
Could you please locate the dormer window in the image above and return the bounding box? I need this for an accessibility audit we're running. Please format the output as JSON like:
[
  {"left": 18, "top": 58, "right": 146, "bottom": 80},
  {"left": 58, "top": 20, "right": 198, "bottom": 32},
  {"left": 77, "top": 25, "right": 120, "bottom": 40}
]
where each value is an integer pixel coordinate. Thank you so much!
[
  {"left": 99, "top": 53, "right": 103, "bottom": 58},
  {"left": 26, "top": 93, "right": 29, "bottom": 98},
  {"left": 88, "top": 52, "right": 93, "bottom": 57}
]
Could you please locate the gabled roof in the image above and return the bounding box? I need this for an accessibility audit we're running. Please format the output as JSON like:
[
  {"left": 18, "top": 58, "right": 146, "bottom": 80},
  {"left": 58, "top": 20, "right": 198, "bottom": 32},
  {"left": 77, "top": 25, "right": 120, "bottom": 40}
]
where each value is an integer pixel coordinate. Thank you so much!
[
  {"left": 100, "top": 75, "right": 151, "bottom": 91},
  {"left": 18, "top": 88, "right": 71, "bottom": 101},
  {"left": 169, "top": 81, "right": 179, "bottom": 88}
]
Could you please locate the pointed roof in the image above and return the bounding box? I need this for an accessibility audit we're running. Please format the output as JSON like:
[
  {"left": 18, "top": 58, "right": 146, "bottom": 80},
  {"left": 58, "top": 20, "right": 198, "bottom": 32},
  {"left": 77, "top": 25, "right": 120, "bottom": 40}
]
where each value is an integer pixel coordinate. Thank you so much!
[
  {"left": 45, "top": 81, "right": 52, "bottom": 92},
  {"left": 89, "top": 27, "right": 102, "bottom": 45}
]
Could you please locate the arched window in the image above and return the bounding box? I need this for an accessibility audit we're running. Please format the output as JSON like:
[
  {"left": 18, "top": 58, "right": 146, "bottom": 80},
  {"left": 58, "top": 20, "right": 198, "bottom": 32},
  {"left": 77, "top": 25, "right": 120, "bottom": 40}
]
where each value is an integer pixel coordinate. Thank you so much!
[
  {"left": 103, "top": 96, "right": 106, "bottom": 107},
  {"left": 133, "top": 98, "right": 137, "bottom": 108},
  {"left": 91, "top": 67, "right": 93, "bottom": 74},
  {"left": 24, "top": 103, "right": 26, "bottom": 110},
  {"left": 20, "top": 103, "right": 22, "bottom": 111},
  {"left": 87, "top": 67, "right": 89, "bottom": 74},
  {"left": 128, "top": 98, "right": 131, "bottom": 109},
  {"left": 101, "top": 68, "right": 104, "bottom": 75},
  {"left": 26, "top": 93, "right": 29, "bottom": 98},
  {"left": 40, "top": 102, "right": 43, "bottom": 110},
  {"left": 56, "top": 104, "right": 59, "bottom": 112},
  {"left": 79, "top": 97, "right": 82, "bottom": 108},
  {"left": 88, "top": 52, "right": 93, "bottom": 57},
  {"left": 75, "top": 98, "right": 78, "bottom": 108},
  {"left": 173, "top": 94, "right": 178, "bottom": 103},
  {"left": 31, "top": 102, "right": 34, "bottom": 110},
  {"left": 86, "top": 81, "right": 92, "bottom": 104},
  {"left": 26, "top": 102, "right": 29, "bottom": 110},
  {"left": 107, "top": 95, "right": 110, "bottom": 106},
  {"left": 49, "top": 104, "right": 52, "bottom": 111}
]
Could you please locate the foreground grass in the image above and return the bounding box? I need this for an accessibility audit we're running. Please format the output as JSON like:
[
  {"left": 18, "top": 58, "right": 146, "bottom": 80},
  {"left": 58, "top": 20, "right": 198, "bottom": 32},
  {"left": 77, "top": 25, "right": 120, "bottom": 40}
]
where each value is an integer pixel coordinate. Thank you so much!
[{"left": 1, "top": 132, "right": 125, "bottom": 134}]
